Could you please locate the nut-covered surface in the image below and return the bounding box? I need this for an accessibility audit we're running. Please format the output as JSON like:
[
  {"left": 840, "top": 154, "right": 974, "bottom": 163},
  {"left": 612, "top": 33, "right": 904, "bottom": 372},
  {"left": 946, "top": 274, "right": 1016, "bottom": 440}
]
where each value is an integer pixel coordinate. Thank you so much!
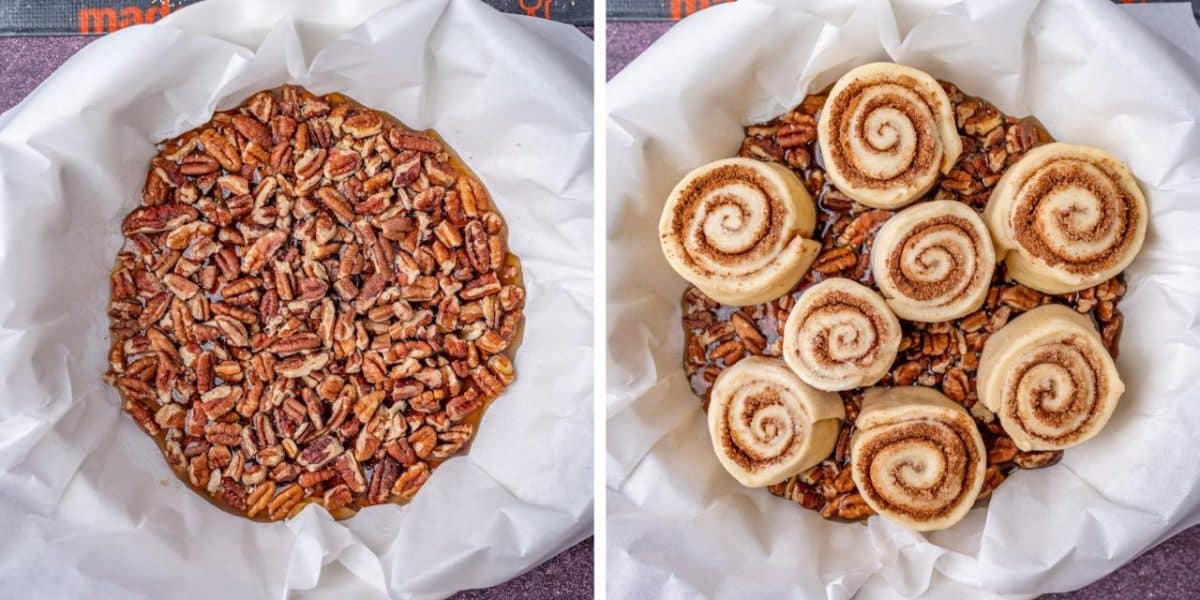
[
  {"left": 681, "top": 83, "right": 1126, "bottom": 522},
  {"left": 105, "top": 86, "right": 525, "bottom": 520}
]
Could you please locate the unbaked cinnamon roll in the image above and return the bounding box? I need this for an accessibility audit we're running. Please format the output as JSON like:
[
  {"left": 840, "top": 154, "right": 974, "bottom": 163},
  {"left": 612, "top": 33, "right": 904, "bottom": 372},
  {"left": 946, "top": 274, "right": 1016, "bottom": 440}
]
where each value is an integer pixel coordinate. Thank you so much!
[
  {"left": 977, "top": 304, "right": 1124, "bottom": 451},
  {"left": 850, "top": 386, "right": 986, "bottom": 531},
  {"left": 782, "top": 278, "right": 901, "bottom": 391},
  {"left": 708, "top": 357, "right": 845, "bottom": 487},
  {"left": 870, "top": 200, "right": 995, "bottom": 322},
  {"left": 983, "top": 143, "right": 1148, "bottom": 294},
  {"left": 817, "top": 63, "right": 962, "bottom": 209},
  {"left": 659, "top": 158, "right": 821, "bottom": 306}
]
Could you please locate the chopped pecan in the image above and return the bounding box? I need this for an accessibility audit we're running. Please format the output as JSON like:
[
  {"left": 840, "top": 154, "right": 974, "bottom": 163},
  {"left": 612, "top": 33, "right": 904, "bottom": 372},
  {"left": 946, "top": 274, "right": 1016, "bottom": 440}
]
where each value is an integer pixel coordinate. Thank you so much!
[
  {"left": 122, "top": 204, "right": 198, "bottom": 235},
  {"left": 408, "top": 426, "right": 437, "bottom": 459},
  {"left": 460, "top": 273, "right": 501, "bottom": 300},
  {"left": 205, "top": 422, "right": 242, "bottom": 446},
  {"left": 232, "top": 114, "right": 272, "bottom": 148},
  {"left": 387, "top": 130, "right": 441, "bottom": 154},
  {"left": 267, "top": 484, "right": 304, "bottom": 521},
  {"left": 106, "top": 86, "right": 522, "bottom": 520},
  {"left": 391, "top": 463, "right": 430, "bottom": 502},
  {"left": 323, "top": 484, "right": 354, "bottom": 511},
  {"left": 219, "top": 478, "right": 249, "bottom": 512},
  {"left": 297, "top": 436, "right": 344, "bottom": 471},
  {"left": 241, "top": 230, "right": 286, "bottom": 273},
  {"left": 343, "top": 111, "right": 383, "bottom": 138},
  {"left": 368, "top": 457, "right": 401, "bottom": 504},
  {"left": 334, "top": 451, "right": 367, "bottom": 494}
]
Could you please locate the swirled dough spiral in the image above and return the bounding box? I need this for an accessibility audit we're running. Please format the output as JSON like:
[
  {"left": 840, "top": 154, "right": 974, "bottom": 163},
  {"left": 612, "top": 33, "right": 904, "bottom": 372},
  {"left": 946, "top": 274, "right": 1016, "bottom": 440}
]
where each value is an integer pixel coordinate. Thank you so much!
[
  {"left": 871, "top": 200, "right": 995, "bottom": 322},
  {"left": 659, "top": 158, "right": 821, "bottom": 305},
  {"left": 782, "top": 278, "right": 901, "bottom": 391},
  {"left": 708, "top": 357, "right": 845, "bottom": 487},
  {"left": 977, "top": 304, "right": 1124, "bottom": 451},
  {"left": 983, "top": 143, "right": 1147, "bottom": 294},
  {"left": 817, "top": 63, "right": 962, "bottom": 209},
  {"left": 851, "top": 386, "right": 986, "bottom": 531}
]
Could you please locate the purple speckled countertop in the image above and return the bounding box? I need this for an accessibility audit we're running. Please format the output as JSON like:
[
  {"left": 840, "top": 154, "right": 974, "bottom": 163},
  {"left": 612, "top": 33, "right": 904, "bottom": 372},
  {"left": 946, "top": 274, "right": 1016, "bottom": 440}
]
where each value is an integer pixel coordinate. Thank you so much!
[
  {"left": 0, "top": 34, "right": 592, "bottom": 600},
  {"left": 608, "top": 19, "right": 1200, "bottom": 600}
]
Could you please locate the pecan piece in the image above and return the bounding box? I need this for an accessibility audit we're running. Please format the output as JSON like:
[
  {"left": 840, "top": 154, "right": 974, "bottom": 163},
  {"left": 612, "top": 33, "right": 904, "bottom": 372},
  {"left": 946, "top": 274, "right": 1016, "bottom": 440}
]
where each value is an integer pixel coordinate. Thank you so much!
[
  {"left": 333, "top": 451, "right": 367, "bottom": 494},
  {"left": 343, "top": 111, "right": 383, "bottom": 138},
  {"left": 317, "top": 186, "right": 355, "bottom": 223},
  {"left": 297, "top": 436, "right": 344, "bottom": 471},
  {"left": 122, "top": 204, "right": 198, "bottom": 235},
  {"left": 835, "top": 493, "right": 875, "bottom": 520},
  {"left": 246, "top": 481, "right": 276, "bottom": 518},
  {"left": 297, "top": 468, "right": 333, "bottom": 489},
  {"left": 275, "top": 352, "right": 330, "bottom": 378},
  {"left": 463, "top": 221, "right": 492, "bottom": 273},
  {"left": 267, "top": 485, "right": 304, "bottom": 521},
  {"left": 988, "top": 436, "right": 1018, "bottom": 465},
  {"left": 391, "top": 463, "right": 430, "bottom": 502},
  {"left": 219, "top": 478, "right": 249, "bottom": 512},
  {"left": 269, "top": 332, "right": 322, "bottom": 355},
  {"left": 812, "top": 247, "right": 856, "bottom": 274},
  {"left": 200, "top": 385, "right": 239, "bottom": 419},
  {"left": 241, "top": 230, "right": 286, "bottom": 273},
  {"left": 1014, "top": 450, "right": 1063, "bottom": 470},
  {"left": 488, "top": 354, "right": 515, "bottom": 385},
  {"left": 384, "top": 437, "right": 419, "bottom": 467},
  {"left": 729, "top": 312, "right": 765, "bottom": 355},
  {"left": 407, "top": 426, "right": 437, "bottom": 459},
  {"left": 205, "top": 422, "right": 242, "bottom": 446},
  {"left": 387, "top": 130, "right": 441, "bottom": 153},
  {"left": 200, "top": 128, "right": 241, "bottom": 172},
  {"left": 155, "top": 404, "right": 186, "bottom": 429},
  {"left": 323, "top": 484, "right": 354, "bottom": 512},
  {"left": 232, "top": 114, "right": 272, "bottom": 148},
  {"left": 325, "top": 148, "right": 361, "bottom": 181},
  {"left": 460, "top": 273, "right": 501, "bottom": 300},
  {"left": 1000, "top": 285, "right": 1044, "bottom": 312},
  {"left": 446, "top": 389, "right": 482, "bottom": 422},
  {"left": 187, "top": 454, "right": 210, "bottom": 488},
  {"left": 373, "top": 459, "right": 405, "bottom": 504}
]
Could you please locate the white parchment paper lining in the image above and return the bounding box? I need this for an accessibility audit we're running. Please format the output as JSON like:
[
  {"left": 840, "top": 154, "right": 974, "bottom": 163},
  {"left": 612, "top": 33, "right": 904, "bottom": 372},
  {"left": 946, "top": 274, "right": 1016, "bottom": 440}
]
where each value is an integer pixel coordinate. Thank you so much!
[
  {"left": 0, "top": 0, "right": 593, "bottom": 598},
  {"left": 607, "top": 1, "right": 1200, "bottom": 598}
]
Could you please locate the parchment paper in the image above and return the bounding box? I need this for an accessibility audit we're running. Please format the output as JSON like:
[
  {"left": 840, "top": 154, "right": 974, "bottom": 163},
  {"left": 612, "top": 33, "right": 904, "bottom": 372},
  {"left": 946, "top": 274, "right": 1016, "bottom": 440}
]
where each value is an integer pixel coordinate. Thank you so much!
[
  {"left": 0, "top": 1, "right": 593, "bottom": 598},
  {"left": 606, "top": 1, "right": 1200, "bottom": 597}
]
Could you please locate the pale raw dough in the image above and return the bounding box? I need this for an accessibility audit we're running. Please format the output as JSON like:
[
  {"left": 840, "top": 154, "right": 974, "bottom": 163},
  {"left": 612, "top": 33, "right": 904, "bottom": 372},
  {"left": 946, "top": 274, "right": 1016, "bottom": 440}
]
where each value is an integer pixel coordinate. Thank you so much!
[
  {"left": 659, "top": 158, "right": 820, "bottom": 306},
  {"left": 851, "top": 386, "right": 986, "bottom": 532},
  {"left": 708, "top": 357, "right": 845, "bottom": 487},
  {"left": 817, "top": 63, "right": 962, "bottom": 209},
  {"left": 977, "top": 304, "right": 1124, "bottom": 451},
  {"left": 983, "top": 143, "right": 1147, "bottom": 294}
]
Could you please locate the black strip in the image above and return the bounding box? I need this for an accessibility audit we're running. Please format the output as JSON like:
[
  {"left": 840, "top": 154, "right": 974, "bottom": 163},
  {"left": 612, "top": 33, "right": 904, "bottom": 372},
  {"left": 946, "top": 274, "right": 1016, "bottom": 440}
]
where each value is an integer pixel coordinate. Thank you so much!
[
  {"left": 607, "top": 0, "right": 1200, "bottom": 22},
  {"left": 0, "top": 0, "right": 593, "bottom": 35}
]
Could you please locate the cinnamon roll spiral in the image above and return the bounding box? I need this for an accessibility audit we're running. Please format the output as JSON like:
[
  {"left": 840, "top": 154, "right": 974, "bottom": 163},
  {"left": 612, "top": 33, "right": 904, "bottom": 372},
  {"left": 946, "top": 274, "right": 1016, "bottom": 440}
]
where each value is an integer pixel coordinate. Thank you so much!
[
  {"left": 817, "top": 63, "right": 962, "bottom": 209},
  {"left": 782, "top": 278, "right": 901, "bottom": 391},
  {"left": 978, "top": 304, "right": 1124, "bottom": 451},
  {"left": 659, "top": 158, "right": 821, "bottom": 306},
  {"left": 850, "top": 386, "right": 986, "bottom": 531},
  {"left": 708, "top": 357, "right": 845, "bottom": 487},
  {"left": 870, "top": 201, "right": 995, "bottom": 322},
  {"left": 983, "top": 143, "right": 1148, "bottom": 294}
]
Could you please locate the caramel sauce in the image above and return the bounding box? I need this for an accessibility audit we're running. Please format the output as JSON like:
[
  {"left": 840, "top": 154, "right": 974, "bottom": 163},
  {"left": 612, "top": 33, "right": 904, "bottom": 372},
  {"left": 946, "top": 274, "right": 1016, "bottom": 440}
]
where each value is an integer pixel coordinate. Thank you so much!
[{"left": 111, "top": 87, "right": 525, "bottom": 521}]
